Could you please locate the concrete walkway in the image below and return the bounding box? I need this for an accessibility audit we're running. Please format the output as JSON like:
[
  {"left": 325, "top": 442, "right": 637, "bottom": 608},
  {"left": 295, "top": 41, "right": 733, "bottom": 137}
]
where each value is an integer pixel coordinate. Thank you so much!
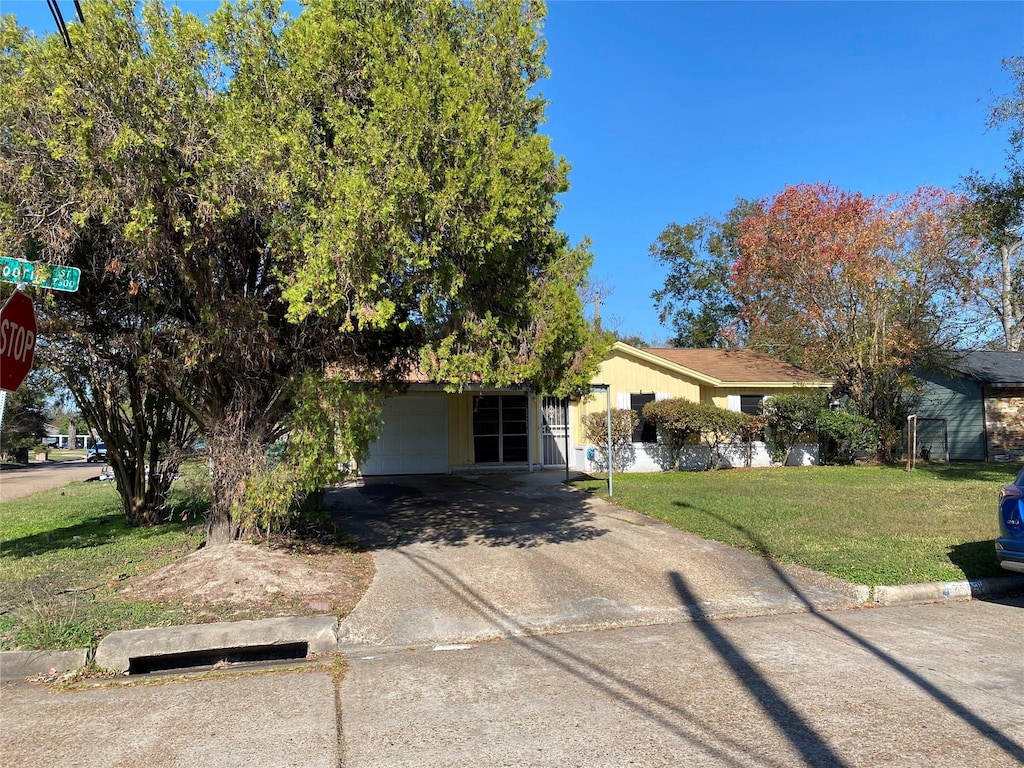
[{"left": 328, "top": 471, "right": 863, "bottom": 650}]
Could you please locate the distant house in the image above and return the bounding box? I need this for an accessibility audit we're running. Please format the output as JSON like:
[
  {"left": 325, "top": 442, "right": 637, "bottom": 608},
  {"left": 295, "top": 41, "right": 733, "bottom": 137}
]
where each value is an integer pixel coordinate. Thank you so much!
[
  {"left": 356, "top": 341, "right": 832, "bottom": 476},
  {"left": 916, "top": 351, "right": 1024, "bottom": 461},
  {"left": 574, "top": 343, "right": 833, "bottom": 471}
]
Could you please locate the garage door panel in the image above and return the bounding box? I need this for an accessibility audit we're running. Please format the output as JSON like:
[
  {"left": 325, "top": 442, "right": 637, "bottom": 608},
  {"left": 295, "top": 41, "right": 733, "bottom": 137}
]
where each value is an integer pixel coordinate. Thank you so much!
[{"left": 362, "top": 396, "right": 448, "bottom": 475}]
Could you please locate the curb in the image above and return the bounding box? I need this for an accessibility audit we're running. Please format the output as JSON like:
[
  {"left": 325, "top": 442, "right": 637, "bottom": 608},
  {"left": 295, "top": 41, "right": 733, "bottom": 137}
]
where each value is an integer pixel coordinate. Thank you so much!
[
  {"left": 0, "top": 648, "right": 89, "bottom": 683},
  {"left": 95, "top": 615, "right": 339, "bottom": 674},
  {"left": 867, "top": 575, "right": 1024, "bottom": 607},
  {"left": 4, "top": 577, "right": 1023, "bottom": 681}
]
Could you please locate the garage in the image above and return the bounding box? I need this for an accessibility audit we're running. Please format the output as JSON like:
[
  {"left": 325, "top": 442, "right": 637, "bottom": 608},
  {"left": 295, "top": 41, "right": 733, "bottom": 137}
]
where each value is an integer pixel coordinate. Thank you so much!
[{"left": 360, "top": 395, "right": 449, "bottom": 475}]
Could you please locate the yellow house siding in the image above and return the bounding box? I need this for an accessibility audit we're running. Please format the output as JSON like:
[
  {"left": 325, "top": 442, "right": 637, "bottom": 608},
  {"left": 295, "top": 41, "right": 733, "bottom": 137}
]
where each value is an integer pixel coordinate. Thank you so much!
[
  {"left": 593, "top": 353, "right": 697, "bottom": 402},
  {"left": 709, "top": 385, "right": 832, "bottom": 410},
  {"left": 593, "top": 352, "right": 703, "bottom": 400},
  {"left": 448, "top": 392, "right": 474, "bottom": 467},
  {"left": 573, "top": 349, "right": 833, "bottom": 446},
  {"left": 575, "top": 350, "right": 704, "bottom": 438}
]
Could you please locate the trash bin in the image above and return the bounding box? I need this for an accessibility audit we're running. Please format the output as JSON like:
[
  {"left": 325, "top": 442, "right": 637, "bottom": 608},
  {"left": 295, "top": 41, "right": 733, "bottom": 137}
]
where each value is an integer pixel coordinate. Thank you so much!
[{"left": 14, "top": 447, "right": 29, "bottom": 464}]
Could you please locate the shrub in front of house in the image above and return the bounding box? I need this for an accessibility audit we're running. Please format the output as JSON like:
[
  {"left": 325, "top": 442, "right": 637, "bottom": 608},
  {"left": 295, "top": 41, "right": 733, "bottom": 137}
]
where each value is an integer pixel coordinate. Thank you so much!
[
  {"left": 760, "top": 390, "right": 828, "bottom": 465},
  {"left": 643, "top": 399, "right": 750, "bottom": 471},
  {"left": 815, "top": 408, "right": 878, "bottom": 464},
  {"left": 582, "top": 408, "right": 639, "bottom": 473}
]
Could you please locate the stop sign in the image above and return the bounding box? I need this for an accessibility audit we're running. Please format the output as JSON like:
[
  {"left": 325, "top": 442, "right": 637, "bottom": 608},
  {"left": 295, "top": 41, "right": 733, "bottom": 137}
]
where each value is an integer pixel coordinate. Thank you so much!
[{"left": 0, "top": 291, "right": 37, "bottom": 392}]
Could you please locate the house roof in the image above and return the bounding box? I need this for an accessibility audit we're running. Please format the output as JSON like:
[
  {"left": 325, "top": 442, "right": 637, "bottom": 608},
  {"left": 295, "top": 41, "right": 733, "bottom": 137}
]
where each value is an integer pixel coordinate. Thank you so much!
[
  {"left": 951, "top": 350, "right": 1024, "bottom": 385},
  {"left": 614, "top": 343, "right": 832, "bottom": 387}
]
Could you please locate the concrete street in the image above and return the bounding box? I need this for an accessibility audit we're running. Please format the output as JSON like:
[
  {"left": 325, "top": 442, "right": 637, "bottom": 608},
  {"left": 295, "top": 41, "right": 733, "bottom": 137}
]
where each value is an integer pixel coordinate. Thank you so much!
[
  {"left": 0, "top": 459, "right": 102, "bottom": 502},
  {"left": 1, "top": 599, "right": 1021, "bottom": 767},
  {"left": 339, "top": 598, "right": 1024, "bottom": 768}
]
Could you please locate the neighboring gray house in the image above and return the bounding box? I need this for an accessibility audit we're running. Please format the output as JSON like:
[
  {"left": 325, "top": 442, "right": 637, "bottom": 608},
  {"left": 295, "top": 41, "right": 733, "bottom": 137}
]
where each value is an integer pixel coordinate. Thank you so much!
[{"left": 917, "top": 351, "right": 1024, "bottom": 461}]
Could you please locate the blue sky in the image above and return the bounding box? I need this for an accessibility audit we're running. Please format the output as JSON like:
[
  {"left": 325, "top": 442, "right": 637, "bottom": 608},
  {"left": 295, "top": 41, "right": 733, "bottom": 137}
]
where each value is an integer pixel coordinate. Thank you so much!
[{"left": 6, "top": 1, "right": 1023, "bottom": 342}]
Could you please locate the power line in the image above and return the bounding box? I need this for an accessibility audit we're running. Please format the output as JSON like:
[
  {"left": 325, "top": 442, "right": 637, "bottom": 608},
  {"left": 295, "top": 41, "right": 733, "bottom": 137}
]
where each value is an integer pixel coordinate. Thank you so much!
[{"left": 46, "top": 0, "right": 86, "bottom": 51}]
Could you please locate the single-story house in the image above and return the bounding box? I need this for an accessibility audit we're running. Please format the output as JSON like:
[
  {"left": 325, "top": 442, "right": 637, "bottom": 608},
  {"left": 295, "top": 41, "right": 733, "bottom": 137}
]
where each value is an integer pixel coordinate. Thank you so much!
[
  {"left": 573, "top": 343, "right": 833, "bottom": 471},
  {"left": 916, "top": 350, "right": 1024, "bottom": 461},
  {"left": 359, "top": 342, "right": 832, "bottom": 475}
]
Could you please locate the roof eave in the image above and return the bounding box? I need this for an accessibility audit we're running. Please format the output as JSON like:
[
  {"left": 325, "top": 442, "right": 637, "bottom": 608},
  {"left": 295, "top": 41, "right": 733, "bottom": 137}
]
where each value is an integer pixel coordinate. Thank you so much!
[
  {"left": 612, "top": 342, "right": 833, "bottom": 388},
  {"left": 716, "top": 380, "right": 834, "bottom": 389},
  {"left": 611, "top": 341, "right": 722, "bottom": 385}
]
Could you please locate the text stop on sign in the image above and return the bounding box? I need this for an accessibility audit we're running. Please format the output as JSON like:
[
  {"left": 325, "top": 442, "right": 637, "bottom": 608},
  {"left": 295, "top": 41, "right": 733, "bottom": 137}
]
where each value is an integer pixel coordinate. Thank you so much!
[{"left": 0, "top": 291, "right": 37, "bottom": 392}]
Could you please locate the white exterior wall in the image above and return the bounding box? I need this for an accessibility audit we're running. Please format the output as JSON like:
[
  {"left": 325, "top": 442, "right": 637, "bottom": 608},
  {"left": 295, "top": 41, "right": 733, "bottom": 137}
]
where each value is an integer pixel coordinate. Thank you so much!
[{"left": 576, "top": 440, "right": 820, "bottom": 473}]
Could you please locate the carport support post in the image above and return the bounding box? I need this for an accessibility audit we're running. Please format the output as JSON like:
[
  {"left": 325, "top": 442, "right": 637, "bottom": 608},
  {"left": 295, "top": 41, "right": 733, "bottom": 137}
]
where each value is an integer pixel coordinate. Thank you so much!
[
  {"left": 590, "top": 384, "right": 613, "bottom": 497},
  {"left": 564, "top": 399, "right": 570, "bottom": 483},
  {"left": 605, "top": 385, "right": 613, "bottom": 497}
]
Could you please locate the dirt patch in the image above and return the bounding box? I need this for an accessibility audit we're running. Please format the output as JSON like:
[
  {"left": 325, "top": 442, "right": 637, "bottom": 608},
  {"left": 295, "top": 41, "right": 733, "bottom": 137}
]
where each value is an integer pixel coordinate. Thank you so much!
[{"left": 118, "top": 542, "right": 375, "bottom": 618}]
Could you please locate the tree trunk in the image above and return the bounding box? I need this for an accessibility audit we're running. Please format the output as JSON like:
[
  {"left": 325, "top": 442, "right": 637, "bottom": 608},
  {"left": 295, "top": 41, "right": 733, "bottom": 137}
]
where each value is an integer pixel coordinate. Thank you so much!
[
  {"left": 205, "top": 455, "right": 244, "bottom": 546},
  {"left": 204, "top": 421, "right": 268, "bottom": 546},
  {"left": 205, "top": 510, "right": 239, "bottom": 546},
  {"left": 112, "top": 457, "right": 174, "bottom": 527},
  {"left": 1000, "top": 242, "right": 1023, "bottom": 351}
]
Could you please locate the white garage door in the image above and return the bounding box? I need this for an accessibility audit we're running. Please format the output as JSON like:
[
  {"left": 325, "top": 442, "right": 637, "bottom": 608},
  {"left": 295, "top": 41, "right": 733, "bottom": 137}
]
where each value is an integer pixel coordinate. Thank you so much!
[{"left": 361, "top": 396, "right": 449, "bottom": 475}]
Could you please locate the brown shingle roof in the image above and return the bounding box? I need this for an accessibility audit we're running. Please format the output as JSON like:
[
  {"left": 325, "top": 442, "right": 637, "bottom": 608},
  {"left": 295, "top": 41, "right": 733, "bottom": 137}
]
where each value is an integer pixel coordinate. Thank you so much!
[{"left": 638, "top": 347, "right": 831, "bottom": 385}]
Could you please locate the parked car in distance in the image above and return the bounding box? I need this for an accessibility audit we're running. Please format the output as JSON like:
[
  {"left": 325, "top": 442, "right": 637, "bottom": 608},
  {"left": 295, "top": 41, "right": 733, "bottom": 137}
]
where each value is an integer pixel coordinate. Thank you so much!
[
  {"left": 996, "top": 467, "right": 1024, "bottom": 573},
  {"left": 86, "top": 443, "right": 107, "bottom": 463}
]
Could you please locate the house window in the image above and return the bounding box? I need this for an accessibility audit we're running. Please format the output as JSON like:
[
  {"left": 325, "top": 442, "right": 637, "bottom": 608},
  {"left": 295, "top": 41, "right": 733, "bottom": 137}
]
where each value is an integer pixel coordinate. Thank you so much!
[
  {"left": 739, "top": 395, "right": 766, "bottom": 441},
  {"left": 473, "top": 394, "right": 529, "bottom": 463},
  {"left": 740, "top": 395, "right": 764, "bottom": 415},
  {"left": 630, "top": 393, "right": 657, "bottom": 443}
]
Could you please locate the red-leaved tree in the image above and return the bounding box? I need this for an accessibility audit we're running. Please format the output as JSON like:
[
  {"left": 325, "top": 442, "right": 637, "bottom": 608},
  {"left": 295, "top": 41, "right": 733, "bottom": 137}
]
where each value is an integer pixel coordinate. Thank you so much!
[{"left": 731, "top": 183, "right": 970, "bottom": 458}]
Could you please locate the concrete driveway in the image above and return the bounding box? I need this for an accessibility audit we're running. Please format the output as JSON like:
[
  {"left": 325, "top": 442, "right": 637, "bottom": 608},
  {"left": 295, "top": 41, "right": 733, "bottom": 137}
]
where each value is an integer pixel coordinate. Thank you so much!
[{"left": 328, "top": 471, "right": 862, "bottom": 650}]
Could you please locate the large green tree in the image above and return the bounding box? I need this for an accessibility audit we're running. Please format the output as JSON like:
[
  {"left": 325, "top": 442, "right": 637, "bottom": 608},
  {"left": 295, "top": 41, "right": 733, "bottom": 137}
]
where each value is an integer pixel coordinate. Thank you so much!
[
  {"left": 957, "top": 57, "right": 1024, "bottom": 351},
  {"left": 649, "top": 200, "right": 757, "bottom": 348},
  {"left": 959, "top": 170, "right": 1023, "bottom": 350},
  {"left": 0, "top": 368, "right": 52, "bottom": 460},
  {"left": 0, "top": 0, "right": 603, "bottom": 542}
]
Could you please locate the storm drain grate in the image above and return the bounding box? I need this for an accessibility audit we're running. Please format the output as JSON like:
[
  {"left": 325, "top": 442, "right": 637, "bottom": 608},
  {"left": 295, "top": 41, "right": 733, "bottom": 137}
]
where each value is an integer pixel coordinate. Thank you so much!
[{"left": 128, "top": 642, "right": 309, "bottom": 675}]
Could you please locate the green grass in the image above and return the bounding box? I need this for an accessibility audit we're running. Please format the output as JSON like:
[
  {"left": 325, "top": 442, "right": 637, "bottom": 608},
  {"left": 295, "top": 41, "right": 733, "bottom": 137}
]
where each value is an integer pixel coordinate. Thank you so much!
[
  {"left": 573, "top": 462, "right": 1016, "bottom": 587},
  {"left": 0, "top": 481, "right": 203, "bottom": 650},
  {"left": 44, "top": 449, "right": 88, "bottom": 462}
]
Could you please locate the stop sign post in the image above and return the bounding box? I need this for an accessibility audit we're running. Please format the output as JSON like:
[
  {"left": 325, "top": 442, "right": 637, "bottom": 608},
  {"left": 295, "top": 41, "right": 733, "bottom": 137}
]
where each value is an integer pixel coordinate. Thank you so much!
[{"left": 0, "top": 290, "right": 37, "bottom": 392}]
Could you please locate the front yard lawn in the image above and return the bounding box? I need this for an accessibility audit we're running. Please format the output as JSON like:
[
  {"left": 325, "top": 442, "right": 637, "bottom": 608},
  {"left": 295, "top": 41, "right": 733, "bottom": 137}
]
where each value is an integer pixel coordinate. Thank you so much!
[
  {"left": 0, "top": 481, "right": 203, "bottom": 650},
  {"left": 573, "top": 462, "right": 1016, "bottom": 587},
  {"left": 0, "top": 476, "right": 372, "bottom": 651}
]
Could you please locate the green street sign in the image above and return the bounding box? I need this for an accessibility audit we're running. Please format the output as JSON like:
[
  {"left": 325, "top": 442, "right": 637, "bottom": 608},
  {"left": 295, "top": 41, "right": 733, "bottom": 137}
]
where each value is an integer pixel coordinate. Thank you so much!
[{"left": 1, "top": 256, "right": 81, "bottom": 293}]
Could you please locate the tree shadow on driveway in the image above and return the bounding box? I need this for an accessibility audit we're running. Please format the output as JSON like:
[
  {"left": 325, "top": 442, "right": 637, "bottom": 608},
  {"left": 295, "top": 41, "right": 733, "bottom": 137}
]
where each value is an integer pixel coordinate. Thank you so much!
[{"left": 326, "top": 473, "right": 610, "bottom": 550}]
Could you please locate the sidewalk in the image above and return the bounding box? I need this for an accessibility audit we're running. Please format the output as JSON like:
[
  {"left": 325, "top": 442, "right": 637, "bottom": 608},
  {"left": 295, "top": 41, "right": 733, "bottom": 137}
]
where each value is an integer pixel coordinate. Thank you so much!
[{"left": 2, "top": 598, "right": 1021, "bottom": 768}]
